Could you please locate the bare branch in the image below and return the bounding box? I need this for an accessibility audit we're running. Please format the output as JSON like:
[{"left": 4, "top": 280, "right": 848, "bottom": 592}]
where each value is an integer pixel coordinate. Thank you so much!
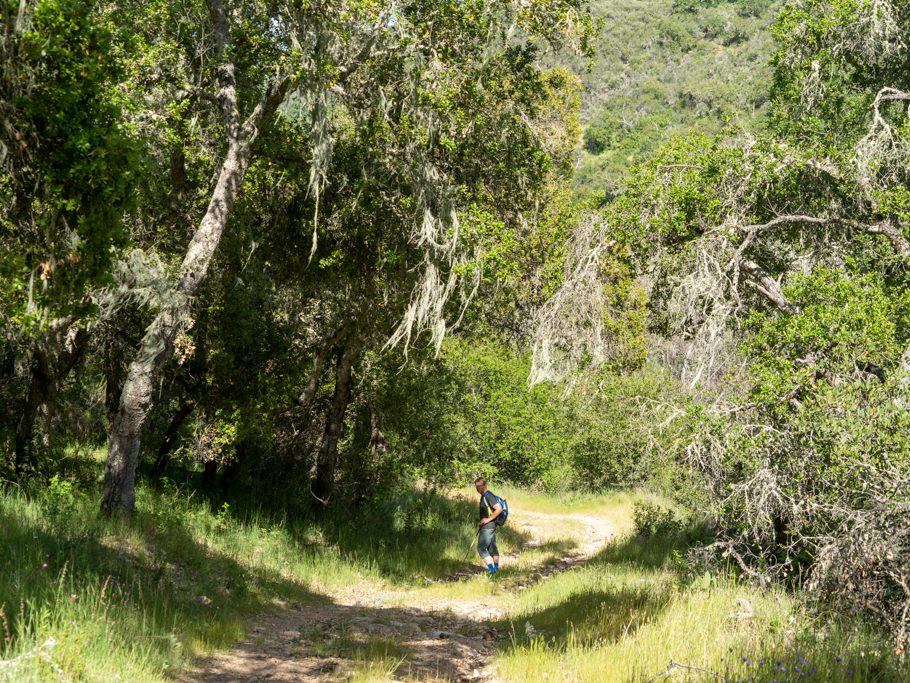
[
  {"left": 737, "top": 214, "right": 910, "bottom": 259},
  {"left": 739, "top": 260, "right": 796, "bottom": 313},
  {"left": 243, "top": 76, "right": 295, "bottom": 141}
]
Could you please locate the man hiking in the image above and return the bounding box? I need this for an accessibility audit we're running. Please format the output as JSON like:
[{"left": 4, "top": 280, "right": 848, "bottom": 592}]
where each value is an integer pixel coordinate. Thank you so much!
[{"left": 475, "top": 477, "right": 503, "bottom": 574}]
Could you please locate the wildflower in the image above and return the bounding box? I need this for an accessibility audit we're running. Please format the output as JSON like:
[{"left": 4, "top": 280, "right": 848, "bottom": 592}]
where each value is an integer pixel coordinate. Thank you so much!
[
  {"left": 835, "top": 657, "right": 842, "bottom": 663},
  {"left": 743, "top": 657, "right": 751, "bottom": 665},
  {"left": 41, "top": 563, "right": 47, "bottom": 569},
  {"left": 69, "top": 594, "right": 76, "bottom": 600}
]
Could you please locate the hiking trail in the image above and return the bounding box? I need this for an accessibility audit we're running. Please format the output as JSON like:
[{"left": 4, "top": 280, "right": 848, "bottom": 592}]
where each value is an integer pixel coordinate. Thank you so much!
[{"left": 180, "top": 504, "right": 615, "bottom": 683}]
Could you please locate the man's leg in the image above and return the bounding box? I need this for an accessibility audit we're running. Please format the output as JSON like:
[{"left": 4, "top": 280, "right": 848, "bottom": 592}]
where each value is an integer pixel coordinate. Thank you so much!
[
  {"left": 489, "top": 532, "right": 500, "bottom": 572},
  {"left": 477, "top": 527, "right": 496, "bottom": 574}
]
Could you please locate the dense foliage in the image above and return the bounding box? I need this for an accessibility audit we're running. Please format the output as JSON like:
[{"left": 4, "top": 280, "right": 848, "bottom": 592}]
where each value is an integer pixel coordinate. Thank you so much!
[
  {"left": 6, "top": 0, "right": 910, "bottom": 658},
  {"left": 570, "top": 0, "right": 778, "bottom": 197},
  {"left": 1, "top": 0, "right": 598, "bottom": 512},
  {"left": 536, "top": 0, "right": 910, "bottom": 650}
]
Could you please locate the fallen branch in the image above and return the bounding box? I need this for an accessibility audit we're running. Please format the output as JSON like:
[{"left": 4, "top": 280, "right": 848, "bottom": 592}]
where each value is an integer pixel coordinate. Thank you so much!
[{"left": 645, "top": 658, "right": 726, "bottom": 683}]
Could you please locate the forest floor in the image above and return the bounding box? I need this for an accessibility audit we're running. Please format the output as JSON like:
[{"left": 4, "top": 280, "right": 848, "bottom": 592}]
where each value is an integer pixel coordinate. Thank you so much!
[{"left": 181, "top": 501, "right": 617, "bottom": 682}]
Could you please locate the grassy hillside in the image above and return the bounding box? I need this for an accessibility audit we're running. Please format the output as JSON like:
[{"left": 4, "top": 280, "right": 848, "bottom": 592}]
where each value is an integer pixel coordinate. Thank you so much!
[{"left": 571, "top": 0, "right": 777, "bottom": 198}]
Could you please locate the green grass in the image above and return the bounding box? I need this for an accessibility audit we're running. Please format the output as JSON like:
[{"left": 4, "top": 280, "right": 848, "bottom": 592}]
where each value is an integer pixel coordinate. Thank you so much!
[
  {"left": 0, "top": 451, "right": 500, "bottom": 681},
  {"left": 495, "top": 532, "right": 907, "bottom": 682},
  {"left": 1, "top": 458, "right": 906, "bottom": 681}
]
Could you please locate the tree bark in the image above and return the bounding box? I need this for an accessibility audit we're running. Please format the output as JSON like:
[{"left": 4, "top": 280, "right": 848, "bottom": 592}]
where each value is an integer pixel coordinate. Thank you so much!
[
  {"left": 369, "top": 404, "right": 389, "bottom": 461},
  {"left": 100, "top": 0, "right": 294, "bottom": 517},
  {"left": 740, "top": 260, "right": 796, "bottom": 314},
  {"left": 311, "top": 344, "right": 359, "bottom": 505},
  {"left": 351, "top": 403, "right": 388, "bottom": 504},
  {"left": 102, "top": 335, "right": 127, "bottom": 428},
  {"left": 297, "top": 322, "right": 351, "bottom": 413},
  {"left": 101, "top": 137, "right": 251, "bottom": 515}
]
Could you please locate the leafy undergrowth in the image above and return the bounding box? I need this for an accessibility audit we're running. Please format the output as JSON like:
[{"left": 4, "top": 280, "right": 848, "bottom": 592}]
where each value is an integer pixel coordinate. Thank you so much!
[{"left": 496, "top": 521, "right": 908, "bottom": 682}]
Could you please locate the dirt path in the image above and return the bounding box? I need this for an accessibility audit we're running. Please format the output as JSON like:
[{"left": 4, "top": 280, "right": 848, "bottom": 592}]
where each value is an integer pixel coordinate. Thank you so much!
[{"left": 180, "top": 508, "right": 615, "bottom": 683}]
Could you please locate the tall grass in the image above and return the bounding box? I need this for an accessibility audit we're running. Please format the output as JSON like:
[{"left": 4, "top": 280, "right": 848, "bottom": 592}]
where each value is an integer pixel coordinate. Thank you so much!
[
  {"left": 0, "top": 453, "right": 492, "bottom": 681},
  {"left": 496, "top": 529, "right": 907, "bottom": 682},
  {"left": 1, "top": 462, "right": 906, "bottom": 681}
]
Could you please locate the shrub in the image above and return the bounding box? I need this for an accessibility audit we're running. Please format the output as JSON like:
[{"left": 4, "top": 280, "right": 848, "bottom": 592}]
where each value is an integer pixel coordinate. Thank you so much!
[
  {"left": 633, "top": 501, "right": 683, "bottom": 537},
  {"left": 44, "top": 474, "right": 79, "bottom": 519},
  {"left": 583, "top": 111, "right": 625, "bottom": 155}
]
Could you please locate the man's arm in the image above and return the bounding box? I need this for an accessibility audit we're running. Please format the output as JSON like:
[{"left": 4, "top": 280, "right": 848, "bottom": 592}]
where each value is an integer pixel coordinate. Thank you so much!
[{"left": 480, "top": 497, "right": 503, "bottom": 525}]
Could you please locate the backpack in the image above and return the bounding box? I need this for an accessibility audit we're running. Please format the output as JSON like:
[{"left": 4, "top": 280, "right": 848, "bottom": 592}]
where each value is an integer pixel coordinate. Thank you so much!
[{"left": 484, "top": 491, "right": 509, "bottom": 526}]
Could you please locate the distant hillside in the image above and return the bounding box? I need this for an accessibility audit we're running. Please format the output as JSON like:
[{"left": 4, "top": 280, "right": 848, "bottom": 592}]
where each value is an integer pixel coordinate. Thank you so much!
[{"left": 570, "top": 0, "right": 778, "bottom": 198}]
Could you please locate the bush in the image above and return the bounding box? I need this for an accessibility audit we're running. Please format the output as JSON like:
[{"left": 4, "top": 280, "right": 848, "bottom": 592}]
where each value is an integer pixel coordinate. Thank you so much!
[
  {"left": 44, "top": 474, "right": 79, "bottom": 519},
  {"left": 633, "top": 501, "right": 683, "bottom": 537},
  {"left": 583, "top": 111, "right": 625, "bottom": 155}
]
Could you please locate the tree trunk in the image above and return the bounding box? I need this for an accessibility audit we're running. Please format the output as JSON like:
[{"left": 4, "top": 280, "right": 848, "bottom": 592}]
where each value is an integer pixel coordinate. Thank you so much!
[
  {"left": 100, "top": 0, "right": 294, "bottom": 517},
  {"left": 103, "top": 336, "right": 127, "bottom": 428},
  {"left": 352, "top": 403, "right": 388, "bottom": 505},
  {"left": 297, "top": 322, "right": 351, "bottom": 412},
  {"left": 311, "top": 344, "right": 359, "bottom": 505},
  {"left": 101, "top": 137, "right": 252, "bottom": 516},
  {"left": 14, "top": 320, "right": 89, "bottom": 471},
  {"left": 0, "top": 339, "right": 14, "bottom": 383},
  {"left": 150, "top": 399, "right": 194, "bottom": 476},
  {"left": 14, "top": 348, "right": 51, "bottom": 472}
]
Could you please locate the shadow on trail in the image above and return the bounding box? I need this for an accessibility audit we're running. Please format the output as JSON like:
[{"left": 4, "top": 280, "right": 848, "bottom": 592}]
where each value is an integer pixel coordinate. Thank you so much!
[{"left": 184, "top": 595, "right": 500, "bottom": 682}]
